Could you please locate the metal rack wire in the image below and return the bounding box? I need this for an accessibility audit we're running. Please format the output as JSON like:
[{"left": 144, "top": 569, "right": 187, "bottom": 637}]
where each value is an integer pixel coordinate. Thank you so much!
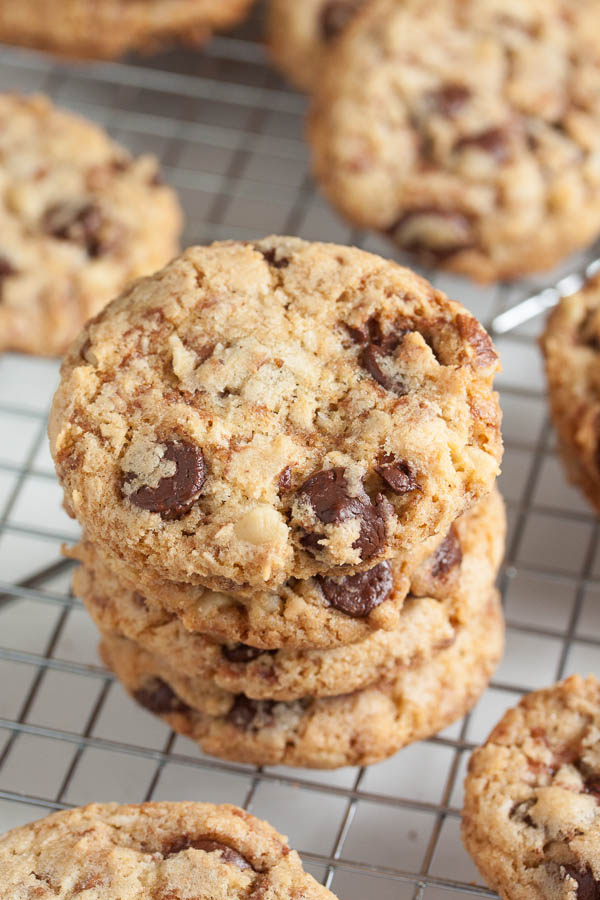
[{"left": 1, "top": 7, "right": 599, "bottom": 899}]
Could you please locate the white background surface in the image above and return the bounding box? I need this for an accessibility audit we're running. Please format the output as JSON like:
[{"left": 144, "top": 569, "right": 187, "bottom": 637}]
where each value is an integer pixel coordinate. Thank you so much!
[{"left": 0, "top": 8, "right": 599, "bottom": 898}]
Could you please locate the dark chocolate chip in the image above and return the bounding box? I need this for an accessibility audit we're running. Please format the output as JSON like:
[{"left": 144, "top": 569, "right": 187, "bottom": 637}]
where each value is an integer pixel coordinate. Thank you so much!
[
  {"left": 429, "top": 83, "right": 471, "bottom": 116},
  {"left": 43, "top": 202, "right": 106, "bottom": 258},
  {"left": 279, "top": 465, "right": 292, "bottom": 492},
  {"left": 297, "top": 467, "right": 387, "bottom": 560},
  {"left": 127, "top": 441, "right": 207, "bottom": 520},
  {"left": 134, "top": 677, "right": 190, "bottom": 714},
  {"left": 226, "top": 696, "right": 276, "bottom": 730},
  {"left": 562, "top": 865, "right": 600, "bottom": 900},
  {"left": 361, "top": 343, "right": 409, "bottom": 395},
  {"left": 376, "top": 453, "right": 418, "bottom": 494},
  {"left": 454, "top": 127, "right": 510, "bottom": 162},
  {"left": 389, "top": 209, "right": 473, "bottom": 260},
  {"left": 317, "top": 561, "right": 393, "bottom": 617},
  {"left": 347, "top": 316, "right": 407, "bottom": 353},
  {"left": 456, "top": 314, "right": 498, "bottom": 367},
  {"left": 431, "top": 526, "right": 463, "bottom": 578},
  {"left": 0, "top": 256, "right": 16, "bottom": 279},
  {"left": 508, "top": 798, "right": 536, "bottom": 828},
  {"left": 259, "top": 247, "right": 289, "bottom": 269},
  {"left": 222, "top": 643, "right": 264, "bottom": 663},
  {"left": 320, "top": 0, "right": 363, "bottom": 41},
  {"left": 163, "top": 836, "right": 253, "bottom": 869},
  {"left": 584, "top": 775, "right": 600, "bottom": 799}
]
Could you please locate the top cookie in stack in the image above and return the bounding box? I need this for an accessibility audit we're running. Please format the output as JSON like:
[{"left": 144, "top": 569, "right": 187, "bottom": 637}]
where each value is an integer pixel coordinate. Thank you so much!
[{"left": 50, "top": 236, "right": 504, "bottom": 768}]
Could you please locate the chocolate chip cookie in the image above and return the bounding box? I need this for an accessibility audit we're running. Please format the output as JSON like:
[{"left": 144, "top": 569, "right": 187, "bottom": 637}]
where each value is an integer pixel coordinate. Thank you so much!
[
  {"left": 101, "top": 591, "right": 504, "bottom": 769},
  {"left": 0, "top": 0, "right": 255, "bottom": 59},
  {"left": 268, "top": 0, "right": 366, "bottom": 91},
  {"left": 310, "top": 0, "right": 600, "bottom": 283},
  {"left": 50, "top": 236, "right": 502, "bottom": 590},
  {"left": 75, "top": 489, "right": 505, "bottom": 701},
  {"left": 541, "top": 273, "right": 600, "bottom": 512},
  {"left": 0, "top": 94, "right": 182, "bottom": 356},
  {"left": 463, "top": 675, "right": 600, "bottom": 900},
  {"left": 0, "top": 800, "right": 337, "bottom": 900}
]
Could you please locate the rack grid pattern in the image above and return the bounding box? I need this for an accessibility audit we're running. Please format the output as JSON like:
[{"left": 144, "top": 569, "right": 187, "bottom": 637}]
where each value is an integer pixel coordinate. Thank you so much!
[{"left": 1, "top": 8, "right": 599, "bottom": 899}]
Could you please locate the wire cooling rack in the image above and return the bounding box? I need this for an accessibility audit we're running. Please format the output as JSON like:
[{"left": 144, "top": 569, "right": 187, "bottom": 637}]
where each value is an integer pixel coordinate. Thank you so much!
[{"left": 1, "top": 7, "right": 600, "bottom": 899}]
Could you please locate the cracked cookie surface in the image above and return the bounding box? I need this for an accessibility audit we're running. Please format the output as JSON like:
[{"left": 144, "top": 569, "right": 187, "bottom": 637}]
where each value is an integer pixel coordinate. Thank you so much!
[
  {"left": 0, "top": 800, "right": 335, "bottom": 900},
  {"left": 541, "top": 273, "right": 600, "bottom": 513},
  {"left": 463, "top": 675, "right": 600, "bottom": 900},
  {"left": 101, "top": 591, "right": 504, "bottom": 769},
  {"left": 0, "top": 0, "right": 255, "bottom": 59},
  {"left": 50, "top": 236, "right": 501, "bottom": 590},
  {"left": 268, "top": 0, "right": 366, "bottom": 91},
  {"left": 75, "top": 489, "right": 505, "bottom": 704},
  {"left": 310, "top": 0, "right": 600, "bottom": 282},
  {"left": 0, "top": 94, "right": 182, "bottom": 356}
]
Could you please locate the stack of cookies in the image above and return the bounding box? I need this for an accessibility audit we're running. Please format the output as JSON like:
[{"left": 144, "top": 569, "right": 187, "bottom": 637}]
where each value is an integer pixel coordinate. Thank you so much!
[{"left": 50, "top": 236, "right": 505, "bottom": 769}]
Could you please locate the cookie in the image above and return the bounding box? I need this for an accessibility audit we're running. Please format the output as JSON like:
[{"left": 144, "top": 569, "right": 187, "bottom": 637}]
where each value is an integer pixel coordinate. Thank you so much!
[
  {"left": 309, "top": 0, "right": 600, "bottom": 283},
  {"left": 75, "top": 489, "right": 505, "bottom": 704},
  {"left": 0, "top": 0, "right": 255, "bottom": 60},
  {"left": 70, "top": 487, "right": 504, "bottom": 650},
  {"left": 541, "top": 273, "right": 600, "bottom": 512},
  {"left": 0, "top": 94, "right": 182, "bottom": 357},
  {"left": 0, "top": 800, "right": 337, "bottom": 900},
  {"left": 50, "top": 236, "right": 502, "bottom": 590},
  {"left": 268, "top": 0, "right": 366, "bottom": 92},
  {"left": 462, "top": 675, "right": 600, "bottom": 900},
  {"left": 100, "top": 591, "right": 504, "bottom": 769}
]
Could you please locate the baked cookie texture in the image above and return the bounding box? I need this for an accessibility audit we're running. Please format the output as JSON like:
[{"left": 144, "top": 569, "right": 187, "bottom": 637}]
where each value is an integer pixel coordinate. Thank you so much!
[
  {"left": 0, "top": 94, "right": 182, "bottom": 356},
  {"left": 268, "top": 0, "right": 366, "bottom": 92},
  {"left": 541, "top": 274, "right": 600, "bottom": 512},
  {"left": 0, "top": 0, "right": 255, "bottom": 60},
  {"left": 101, "top": 590, "right": 504, "bottom": 769},
  {"left": 70, "top": 488, "right": 504, "bottom": 650},
  {"left": 462, "top": 676, "right": 600, "bottom": 900},
  {"left": 0, "top": 801, "right": 337, "bottom": 900},
  {"left": 74, "top": 489, "right": 505, "bottom": 704},
  {"left": 49, "top": 236, "right": 502, "bottom": 590},
  {"left": 310, "top": 0, "right": 600, "bottom": 283}
]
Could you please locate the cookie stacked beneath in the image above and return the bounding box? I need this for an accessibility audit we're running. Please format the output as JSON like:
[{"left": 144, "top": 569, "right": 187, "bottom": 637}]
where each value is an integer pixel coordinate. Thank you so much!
[{"left": 50, "top": 236, "right": 505, "bottom": 768}]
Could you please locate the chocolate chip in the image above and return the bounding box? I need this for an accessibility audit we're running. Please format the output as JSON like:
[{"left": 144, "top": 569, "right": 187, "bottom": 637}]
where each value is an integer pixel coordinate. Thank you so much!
[
  {"left": 583, "top": 775, "right": 600, "bottom": 799},
  {"left": 297, "top": 467, "right": 387, "bottom": 561},
  {"left": 0, "top": 256, "right": 16, "bottom": 279},
  {"left": 320, "top": 0, "right": 363, "bottom": 41},
  {"left": 43, "top": 202, "right": 106, "bottom": 258},
  {"left": 456, "top": 314, "right": 498, "bottom": 368},
  {"left": 390, "top": 209, "right": 473, "bottom": 260},
  {"left": 259, "top": 247, "right": 289, "bottom": 269},
  {"left": 134, "top": 678, "right": 190, "bottom": 714},
  {"left": 454, "top": 127, "right": 510, "bottom": 162},
  {"left": 562, "top": 865, "right": 600, "bottom": 900},
  {"left": 361, "top": 343, "right": 409, "bottom": 395},
  {"left": 431, "top": 527, "right": 463, "bottom": 578},
  {"left": 127, "top": 441, "right": 207, "bottom": 520},
  {"left": 376, "top": 453, "right": 418, "bottom": 494},
  {"left": 226, "top": 696, "right": 276, "bottom": 730},
  {"left": 509, "top": 798, "right": 536, "bottom": 828},
  {"left": 163, "top": 836, "right": 253, "bottom": 870},
  {"left": 222, "top": 643, "right": 264, "bottom": 663},
  {"left": 317, "top": 561, "right": 393, "bottom": 617},
  {"left": 429, "top": 83, "right": 471, "bottom": 116},
  {"left": 279, "top": 465, "right": 292, "bottom": 492},
  {"left": 347, "top": 316, "right": 407, "bottom": 353}
]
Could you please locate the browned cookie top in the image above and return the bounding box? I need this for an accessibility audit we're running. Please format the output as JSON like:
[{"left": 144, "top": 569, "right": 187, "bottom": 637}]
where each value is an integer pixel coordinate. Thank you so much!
[
  {"left": 50, "top": 236, "right": 501, "bottom": 589},
  {"left": 268, "top": 0, "right": 367, "bottom": 91},
  {"left": 310, "top": 0, "right": 600, "bottom": 282},
  {"left": 463, "top": 676, "right": 600, "bottom": 900},
  {"left": 0, "top": 93, "right": 182, "bottom": 356},
  {"left": 0, "top": 801, "right": 336, "bottom": 900}
]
